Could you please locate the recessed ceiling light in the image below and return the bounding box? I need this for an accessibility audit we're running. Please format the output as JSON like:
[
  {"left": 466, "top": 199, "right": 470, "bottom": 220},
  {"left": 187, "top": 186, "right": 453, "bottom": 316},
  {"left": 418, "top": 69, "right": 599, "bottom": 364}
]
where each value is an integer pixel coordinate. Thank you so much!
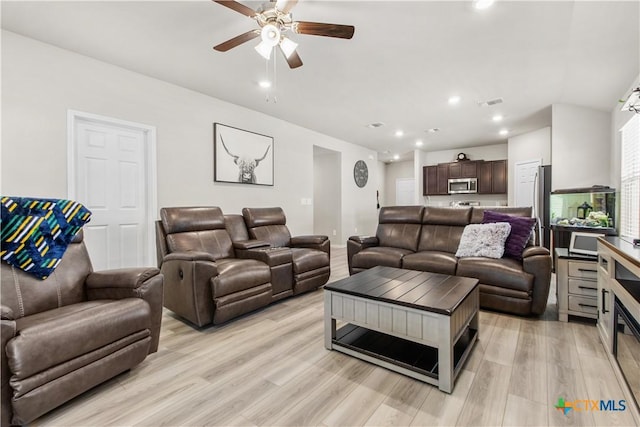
[
  {"left": 415, "top": 140, "right": 424, "bottom": 147},
  {"left": 473, "top": 0, "right": 495, "bottom": 10},
  {"left": 492, "top": 114, "right": 503, "bottom": 122},
  {"left": 425, "top": 128, "right": 440, "bottom": 133},
  {"left": 258, "top": 80, "right": 271, "bottom": 88},
  {"left": 499, "top": 129, "right": 509, "bottom": 136},
  {"left": 395, "top": 130, "right": 404, "bottom": 137},
  {"left": 448, "top": 95, "right": 461, "bottom": 105},
  {"left": 393, "top": 154, "right": 400, "bottom": 160}
]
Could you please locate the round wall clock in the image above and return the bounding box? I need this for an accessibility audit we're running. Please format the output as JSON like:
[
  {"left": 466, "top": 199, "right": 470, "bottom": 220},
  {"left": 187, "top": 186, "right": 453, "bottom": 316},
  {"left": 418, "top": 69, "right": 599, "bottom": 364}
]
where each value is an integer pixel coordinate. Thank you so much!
[
  {"left": 456, "top": 152, "right": 469, "bottom": 161},
  {"left": 353, "top": 160, "right": 368, "bottom": 188}
]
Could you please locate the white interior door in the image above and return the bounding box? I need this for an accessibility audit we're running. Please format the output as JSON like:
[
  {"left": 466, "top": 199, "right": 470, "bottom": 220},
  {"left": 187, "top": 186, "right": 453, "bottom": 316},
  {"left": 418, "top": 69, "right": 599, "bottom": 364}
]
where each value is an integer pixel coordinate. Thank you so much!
[
  {"left": 69, "top": 111, "right": 156, "bottom": 271},
  {"left": 514, "top": 159, "right": 542, "bottom": 209},
  {"left": 396, "top": 178, "right": 415, "bottom": 205}
]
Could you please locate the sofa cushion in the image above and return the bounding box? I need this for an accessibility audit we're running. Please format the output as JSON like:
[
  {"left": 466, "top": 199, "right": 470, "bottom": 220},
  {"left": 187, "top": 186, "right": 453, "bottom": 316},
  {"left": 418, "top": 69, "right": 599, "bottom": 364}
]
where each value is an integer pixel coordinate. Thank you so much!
[
  {"left": 402, "top": 251, "right": 458, "bottom": 275},
  {"left": 7, "top": 299, "right": 151, "bottom": 381},
  {"left": 212, "top": 258, "right": 271, "bottom": 297},
  {"left": 418, "top": 224, "right": 466, "bottom": 253},
  {"left": 352, "top": 247, "right": 413, "bottom": 270},
  {"left": 291, "top": 248, "right": 329, "bottom": 274},
  {"left": 457, "top": 257, "right": 534, "bottom": 293},
  {"left": 455, "top": 223, "right": 511, "bottom": 259},
  {"left": 482, "top": 210, "right": 536, "bottom": 260},
  {"left": 377, "top": 224, "right": 422, "bottom": 252}
]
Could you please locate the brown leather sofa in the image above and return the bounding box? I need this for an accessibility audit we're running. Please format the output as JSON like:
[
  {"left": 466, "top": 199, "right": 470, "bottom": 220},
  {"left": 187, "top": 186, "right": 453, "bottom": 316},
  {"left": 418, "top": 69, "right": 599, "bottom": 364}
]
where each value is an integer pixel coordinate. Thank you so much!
[
  {"left": 242, "top": 207, "right": 330, "bottom": 295},
  {"left": 155, "top": 206, "right": 330, "bottom": 327},
  {"left": 347, "top": 206, "right": 552, "bottom": 316},
  {"left": 1, "top": 230, "right": 163, "bottom": 426}
]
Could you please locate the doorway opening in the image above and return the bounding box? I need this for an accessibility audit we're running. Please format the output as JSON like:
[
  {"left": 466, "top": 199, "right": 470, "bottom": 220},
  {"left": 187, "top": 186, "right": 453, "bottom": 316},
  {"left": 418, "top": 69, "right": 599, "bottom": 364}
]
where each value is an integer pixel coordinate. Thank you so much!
[{"left": 313, "top": 146, "right": 342, "bottom": 244}]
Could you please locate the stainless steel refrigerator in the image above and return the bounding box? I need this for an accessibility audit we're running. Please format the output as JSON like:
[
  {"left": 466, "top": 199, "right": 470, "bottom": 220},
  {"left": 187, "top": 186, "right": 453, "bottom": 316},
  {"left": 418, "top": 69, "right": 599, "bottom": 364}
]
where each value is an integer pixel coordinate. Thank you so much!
[{"left": 534, "top": 165, "right": 552, "bottom": 250}]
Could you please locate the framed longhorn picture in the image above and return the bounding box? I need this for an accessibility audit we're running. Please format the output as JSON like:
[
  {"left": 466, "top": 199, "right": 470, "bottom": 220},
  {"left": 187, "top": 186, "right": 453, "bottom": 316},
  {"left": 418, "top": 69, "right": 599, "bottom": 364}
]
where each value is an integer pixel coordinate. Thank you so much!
[{"left": 214, "top": 123, "right": 274, "bottom": 186}]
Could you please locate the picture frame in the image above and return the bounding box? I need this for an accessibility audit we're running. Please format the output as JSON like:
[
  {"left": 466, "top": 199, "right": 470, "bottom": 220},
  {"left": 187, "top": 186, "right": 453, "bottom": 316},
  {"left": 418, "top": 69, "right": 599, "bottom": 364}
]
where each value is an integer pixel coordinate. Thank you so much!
[{"left": 214, "top": 123, "right": 274, "bottom": 186}]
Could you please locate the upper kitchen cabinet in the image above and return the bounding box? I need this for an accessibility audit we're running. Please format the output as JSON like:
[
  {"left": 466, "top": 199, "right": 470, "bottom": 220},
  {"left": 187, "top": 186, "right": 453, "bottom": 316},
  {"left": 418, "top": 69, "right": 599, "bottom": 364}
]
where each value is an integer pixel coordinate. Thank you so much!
[{"left": 478, "top": 160, "right": 507, "bottom": 194}]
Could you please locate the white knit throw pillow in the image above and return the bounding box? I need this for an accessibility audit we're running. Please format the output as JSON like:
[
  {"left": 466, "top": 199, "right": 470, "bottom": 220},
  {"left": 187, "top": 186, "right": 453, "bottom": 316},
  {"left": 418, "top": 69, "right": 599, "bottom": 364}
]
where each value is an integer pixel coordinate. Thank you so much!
[{"left": 455, "top": 223, "right": 512, "bottom": 259}]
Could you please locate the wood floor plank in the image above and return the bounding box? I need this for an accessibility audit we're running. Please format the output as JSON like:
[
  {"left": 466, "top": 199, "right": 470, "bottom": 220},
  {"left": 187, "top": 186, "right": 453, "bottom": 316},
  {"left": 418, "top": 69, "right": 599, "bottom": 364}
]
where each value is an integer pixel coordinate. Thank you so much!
[
  {"left": 502, "top": 393, "right": 549, "bottom": 426},
  {"left": 456, "top": 360, "right": 511, "bottom": 426},
  {"left": 410, "top": 369, "right": 474, "bottom": 426},
  {"left": 509, "top": 318, "right": 548, "bottom": 404},
  {"left": 365, "top": 403, "right": 415, "bottom": 427}
]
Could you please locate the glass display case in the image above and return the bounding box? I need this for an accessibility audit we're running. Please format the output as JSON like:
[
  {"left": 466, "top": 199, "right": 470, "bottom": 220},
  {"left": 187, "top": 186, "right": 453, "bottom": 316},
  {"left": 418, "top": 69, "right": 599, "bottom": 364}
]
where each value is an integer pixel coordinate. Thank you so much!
[{"left": 550, "top": 186, "right": 617, "bottom": 249}]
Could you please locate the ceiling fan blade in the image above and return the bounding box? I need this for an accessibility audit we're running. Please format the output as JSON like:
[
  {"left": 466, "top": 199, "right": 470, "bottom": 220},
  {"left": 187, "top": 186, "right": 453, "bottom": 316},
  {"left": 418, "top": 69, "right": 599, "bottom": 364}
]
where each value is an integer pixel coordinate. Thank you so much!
[
  {"left": 280, "top": 46, "right": 303, "bottom": 69},
  {"left": 213, "top": 30, "right": 260, "bottom": 52},
  {"left": 276, "top": 0, "right": 298, "bottom": 14},
  {"left": 293, "top": 21, "right": 355, "bottom": 39},
  {"left": 213, "top": 0, "right": 257, "bottom": 17}
]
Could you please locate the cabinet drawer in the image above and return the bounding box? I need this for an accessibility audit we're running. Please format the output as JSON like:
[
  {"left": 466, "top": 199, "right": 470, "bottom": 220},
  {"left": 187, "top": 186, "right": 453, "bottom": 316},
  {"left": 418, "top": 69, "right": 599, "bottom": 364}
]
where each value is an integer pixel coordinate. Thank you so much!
[
  {"left": 568, "top": 295, "right": 598, "bottom": 315},
  {"left": 568, "top": 278, "right": 597, "bottom": 296},
  {"left": 568, "top": 261, "right": 598, "bottom": 279}
]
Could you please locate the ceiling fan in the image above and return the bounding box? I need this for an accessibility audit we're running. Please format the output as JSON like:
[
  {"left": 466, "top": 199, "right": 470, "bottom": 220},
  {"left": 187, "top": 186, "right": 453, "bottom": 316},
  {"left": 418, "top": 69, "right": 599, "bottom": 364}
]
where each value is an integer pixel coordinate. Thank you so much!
[{"left": 213, "top": 0, "right": 355, "bottom": 69}]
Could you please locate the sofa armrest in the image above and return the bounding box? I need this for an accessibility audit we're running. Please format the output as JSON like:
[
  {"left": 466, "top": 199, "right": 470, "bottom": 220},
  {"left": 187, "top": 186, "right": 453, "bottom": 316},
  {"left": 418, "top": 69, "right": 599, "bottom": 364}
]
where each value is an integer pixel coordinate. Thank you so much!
[
  {"left": 522, "top": 247, "right": 552, "bottom": 315},
  {"left": 233, "top": 240, "right": 271, "bottom": 250},
  {"left": 291, "top": 235, "right": 330, "bottom": 255},
  {"left": 349, "top": 235, "right": 379, "bottom": 246},
  {"left": 86, "top": 268, "right": 164, "bottom": 353},
  {"left": 522, "top": 246, "right": 550, "bottom": 258},
  {"left": 347, "top": 236, "right": 379, "bottom": 275},
  {"left": 236, "top": 247, "right": 292, "bottom": 266},
  {"left": 1, "top": 306, "right": 17, "bottom": 426}
]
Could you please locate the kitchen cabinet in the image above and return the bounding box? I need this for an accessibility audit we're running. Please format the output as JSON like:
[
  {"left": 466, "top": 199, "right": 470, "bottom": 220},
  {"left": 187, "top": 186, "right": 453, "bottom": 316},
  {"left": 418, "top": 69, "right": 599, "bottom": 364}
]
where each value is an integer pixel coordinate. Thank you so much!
[
  {"left": 449, "top": 161, "right": 477, "bottom": 179},
  {"left": 423, "top": 165, "right": 449, "bottom": 196},
  {"left": 477, "top": 160, "right": 507, "bottom": 194},
  {"left": 596, "top": 245, "right": 613, "bottom": 352}
]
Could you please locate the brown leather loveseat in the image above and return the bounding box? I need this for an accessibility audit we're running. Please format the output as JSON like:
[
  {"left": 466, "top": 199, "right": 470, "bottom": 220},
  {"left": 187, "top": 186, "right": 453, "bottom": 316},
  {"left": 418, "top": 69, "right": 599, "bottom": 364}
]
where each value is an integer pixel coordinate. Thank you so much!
[
  {"left": 347, "top": 206, "right": 551, "bottom": 316},
  {"left": 1, "top": 231, "right": 163, "bottom": 426},
  {"left": 156, "top": 206, "right": 330, "bottom": 327}
]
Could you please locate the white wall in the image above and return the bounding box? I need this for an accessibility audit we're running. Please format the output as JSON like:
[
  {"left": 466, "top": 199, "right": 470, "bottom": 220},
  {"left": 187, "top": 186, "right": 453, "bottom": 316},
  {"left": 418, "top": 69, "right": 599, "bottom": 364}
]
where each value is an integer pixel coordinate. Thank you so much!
[
  {"left": 419, "top": 143, "right": 508, "bottom": 207},
  {"left": 507, "top": 127, "right": 551, "bottom": 205},
  {"left": 383, "top": 160, "right": 414, "bottom": 206},
  {"left": 1, "top": 30, "right": 379, "bottom": 243},
  {"left": 551, "top": 104, "right": 611, "bottom": 190},
  {"left": 376, "top": 160, "right": 386, "bottom": 208},
  {"left": 313, "top": 146, "right": 341, "bottom": 243}
]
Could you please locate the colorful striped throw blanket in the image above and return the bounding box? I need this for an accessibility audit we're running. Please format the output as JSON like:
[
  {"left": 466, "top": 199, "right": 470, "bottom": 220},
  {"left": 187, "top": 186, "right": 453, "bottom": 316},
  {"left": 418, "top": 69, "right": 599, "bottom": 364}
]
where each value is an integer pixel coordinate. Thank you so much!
[{"left": 1, "top": 197, "right": 92, "bottom": 279}]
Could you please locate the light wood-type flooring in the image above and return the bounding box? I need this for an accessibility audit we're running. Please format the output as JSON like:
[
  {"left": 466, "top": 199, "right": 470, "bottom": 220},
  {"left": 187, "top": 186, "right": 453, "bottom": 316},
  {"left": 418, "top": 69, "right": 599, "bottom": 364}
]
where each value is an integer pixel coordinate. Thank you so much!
[{"left": 34, "top": 247, "right": 638, "bottom": 426}]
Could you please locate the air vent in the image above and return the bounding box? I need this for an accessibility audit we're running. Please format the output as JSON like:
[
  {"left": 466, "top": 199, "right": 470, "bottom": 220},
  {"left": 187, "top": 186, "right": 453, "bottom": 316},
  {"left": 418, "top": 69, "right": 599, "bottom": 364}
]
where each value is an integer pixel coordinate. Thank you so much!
[
  {"left": 477, "top": 97, "right": 504, "bottom": 107},
  {"left": 366, "top": 122, "right": 385, "bottom": 128},
  {"left": 425, "top": 128, "right": 440, "bottom": 133}
]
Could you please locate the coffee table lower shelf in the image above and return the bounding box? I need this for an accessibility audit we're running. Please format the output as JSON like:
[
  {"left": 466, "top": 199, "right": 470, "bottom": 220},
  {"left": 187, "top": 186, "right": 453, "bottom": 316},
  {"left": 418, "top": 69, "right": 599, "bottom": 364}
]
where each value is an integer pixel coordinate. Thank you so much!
[{"left": 332, "top": 323, "right": 477, "bottom": 387}]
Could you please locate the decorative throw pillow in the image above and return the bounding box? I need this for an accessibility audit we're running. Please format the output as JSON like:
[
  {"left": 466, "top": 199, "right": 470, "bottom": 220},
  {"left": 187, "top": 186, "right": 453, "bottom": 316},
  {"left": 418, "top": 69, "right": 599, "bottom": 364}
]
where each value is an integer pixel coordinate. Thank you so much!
[
  {"left": 482, "top": 210, "right": 536, "bottom": 260},
  {"left": 455, "top": 223, "right": 511, "bottom": 259}
]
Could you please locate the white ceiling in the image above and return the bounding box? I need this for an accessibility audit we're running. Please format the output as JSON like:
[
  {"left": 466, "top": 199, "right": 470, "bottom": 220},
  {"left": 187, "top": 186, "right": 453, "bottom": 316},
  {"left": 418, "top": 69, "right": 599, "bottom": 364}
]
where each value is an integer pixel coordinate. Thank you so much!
[{"left": 2, "top": 1, "right": 639, "bottom": 162}]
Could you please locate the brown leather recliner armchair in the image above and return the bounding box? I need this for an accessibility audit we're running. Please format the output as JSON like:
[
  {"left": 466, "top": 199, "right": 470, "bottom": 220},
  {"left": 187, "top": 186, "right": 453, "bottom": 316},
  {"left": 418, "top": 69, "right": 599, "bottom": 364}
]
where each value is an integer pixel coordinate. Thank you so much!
[
  {"left": 241, "top": 207, "right": 330, "bottom": 294},
  {"left": 157, "top": 207, "right": 273, "bottom": 327},
  {"left": 1, "top": 230, "right": 163, "bottom": 426}
]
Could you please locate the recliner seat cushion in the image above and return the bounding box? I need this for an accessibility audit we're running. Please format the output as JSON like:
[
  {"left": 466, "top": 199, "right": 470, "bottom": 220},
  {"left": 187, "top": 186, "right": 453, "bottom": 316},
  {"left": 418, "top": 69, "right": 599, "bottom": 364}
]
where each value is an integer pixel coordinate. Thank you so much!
[
  {"left": 402, "top": 251, "right": 458, "bottom": 275},
  {"left": 456, "top": 257, "right": 533, "bottom": 293},
  {"left": 211, "top": 258, "right": 271, "bottom": 297},
  {"left": 351, "top": 247, "right": 413, "bottom": 270},
  {"left": 290, "top": 248, "right": 329, "bottom": 274},
  {"left": 7, "top": 299, "right": 151, "bottom": 381}
]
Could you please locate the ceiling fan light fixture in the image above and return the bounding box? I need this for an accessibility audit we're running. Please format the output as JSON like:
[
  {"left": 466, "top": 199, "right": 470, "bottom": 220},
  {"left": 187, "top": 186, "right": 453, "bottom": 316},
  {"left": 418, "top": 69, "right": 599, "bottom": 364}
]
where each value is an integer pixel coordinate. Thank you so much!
[
  {"left": 260, "top": 24, "right": 281, "bottom": 47},
  {"left": 255, "top": 40, "right": 273, "bottom": 60},
  {"left": 280, "top": 37, "right": 298, "bottom": 58}
]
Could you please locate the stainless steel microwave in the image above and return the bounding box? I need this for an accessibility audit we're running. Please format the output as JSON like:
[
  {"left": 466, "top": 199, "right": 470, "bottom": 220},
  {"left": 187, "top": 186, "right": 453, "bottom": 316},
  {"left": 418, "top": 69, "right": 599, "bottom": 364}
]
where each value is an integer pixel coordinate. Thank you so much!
[{"left": 448, "top": 178, "right": 478, "bottom": 194}]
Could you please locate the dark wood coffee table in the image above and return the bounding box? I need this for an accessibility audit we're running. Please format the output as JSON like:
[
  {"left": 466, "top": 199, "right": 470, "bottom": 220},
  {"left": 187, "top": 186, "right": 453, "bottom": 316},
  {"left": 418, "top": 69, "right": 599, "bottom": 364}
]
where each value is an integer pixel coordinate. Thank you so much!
[{"left": 324, "top": 266, "right": 479, "bottom": 393}]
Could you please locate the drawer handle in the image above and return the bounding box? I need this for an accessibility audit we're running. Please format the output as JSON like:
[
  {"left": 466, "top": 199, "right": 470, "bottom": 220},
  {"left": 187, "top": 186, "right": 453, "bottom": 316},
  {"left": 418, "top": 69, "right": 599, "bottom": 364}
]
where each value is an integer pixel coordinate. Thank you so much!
[
  {"left": 577, "top": 268, "right": 597, "bottom": 273},
  {"left": 578, "top": 303, "right": 597, "bottom": 309},
  {"left": 602, "top": 289, "right": 609, "bottom": 314},
  {"left": 578, "top": 285, "right": 596, "bottom": 291}
]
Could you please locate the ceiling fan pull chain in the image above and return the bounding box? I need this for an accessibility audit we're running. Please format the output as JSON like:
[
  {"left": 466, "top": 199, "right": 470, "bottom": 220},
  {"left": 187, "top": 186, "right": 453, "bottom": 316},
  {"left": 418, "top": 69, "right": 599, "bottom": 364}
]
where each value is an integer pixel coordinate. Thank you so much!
[{"left": 273, "top": 52, "right": 278, "bottom": 103}]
